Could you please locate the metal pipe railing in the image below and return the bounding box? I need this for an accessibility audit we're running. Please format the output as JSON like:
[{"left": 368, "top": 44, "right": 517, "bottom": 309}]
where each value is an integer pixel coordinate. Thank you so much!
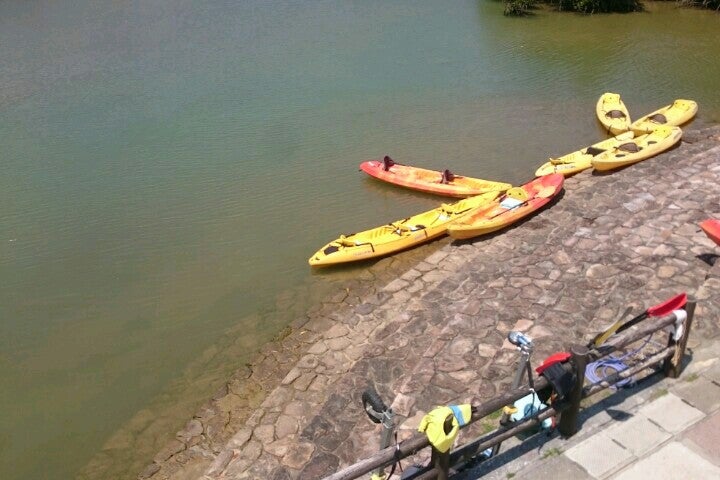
[{"left": 323, "top": 297, "right": 695, "bottom": 480}]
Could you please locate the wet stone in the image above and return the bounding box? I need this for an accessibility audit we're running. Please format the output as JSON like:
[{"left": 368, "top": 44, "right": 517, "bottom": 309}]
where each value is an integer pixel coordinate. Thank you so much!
[
  {"left": 138, "top": 463, "right": 161, "bottom": 479},
  {"left": 153, "top": 439, "right": 185, "bottom": 463}
]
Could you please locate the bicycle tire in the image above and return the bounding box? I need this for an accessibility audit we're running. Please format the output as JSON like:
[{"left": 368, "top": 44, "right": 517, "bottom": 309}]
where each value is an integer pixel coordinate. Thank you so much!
[{"left": 362, "top": 387, "right": 387, "bottom": 423}]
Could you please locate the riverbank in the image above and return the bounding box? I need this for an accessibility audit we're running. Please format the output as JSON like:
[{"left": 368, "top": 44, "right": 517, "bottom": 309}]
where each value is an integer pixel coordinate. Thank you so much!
[{"left": 140, "top": 122, "right": 720, "bottom": 479}]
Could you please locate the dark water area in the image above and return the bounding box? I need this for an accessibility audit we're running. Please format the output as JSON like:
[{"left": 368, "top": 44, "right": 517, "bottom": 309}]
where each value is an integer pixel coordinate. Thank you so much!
[{"left": 0, "top": 1, "right": 718, "bottom": 478}]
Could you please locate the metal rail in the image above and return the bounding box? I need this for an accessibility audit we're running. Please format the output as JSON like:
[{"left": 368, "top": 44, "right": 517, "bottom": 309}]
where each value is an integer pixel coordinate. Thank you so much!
[{"left": 322, "top": 297, "right": 695, "bottom": 480}]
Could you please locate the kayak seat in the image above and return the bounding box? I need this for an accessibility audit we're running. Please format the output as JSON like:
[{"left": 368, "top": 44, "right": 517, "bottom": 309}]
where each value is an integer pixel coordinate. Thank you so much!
[
  {"left": 585, "top": 146, "right": 606, "bottom": 156},
  {"left": 440, "top": 169, "right": 455, "bottom": 184},
  {"left": 338, "top": 235, "right": 357, "bottom": 246},
  {"left": 607, "top": 109, "right": 626, "bottom": 119},
  {"left": 618, "top": 142, "right": 640, "bottom": 153},
  {"left": 383, "top": 155, "right": 395, "bottom": 171},
  {"left": 506, "top": 187, "right": 529, "bottom": 201},
  {"left": 648, "top": 113, "right": 668, "bottom": 124}
]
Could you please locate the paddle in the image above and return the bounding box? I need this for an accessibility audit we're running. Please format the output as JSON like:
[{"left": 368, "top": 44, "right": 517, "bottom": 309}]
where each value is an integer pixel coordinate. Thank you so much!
[{"left": 591, "top": 292, "right": 687, "bottom": 347}]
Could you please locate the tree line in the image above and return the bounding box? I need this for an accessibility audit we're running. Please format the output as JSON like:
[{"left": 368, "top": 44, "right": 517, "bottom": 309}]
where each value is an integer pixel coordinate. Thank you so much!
[{"left": 503, "top": 0, "right": 718, "bottom": 16}]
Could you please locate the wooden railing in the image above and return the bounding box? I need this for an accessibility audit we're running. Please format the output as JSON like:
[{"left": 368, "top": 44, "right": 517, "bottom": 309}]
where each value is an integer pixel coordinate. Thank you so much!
[{"left": 323, "top": 297, "right": 696, "bottom": 480}]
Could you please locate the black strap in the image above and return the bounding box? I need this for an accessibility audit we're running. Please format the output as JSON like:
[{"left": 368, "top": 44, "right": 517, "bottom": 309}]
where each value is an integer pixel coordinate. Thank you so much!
[{"left": 387, "top": 431, "right": 403, "bottom": 477}]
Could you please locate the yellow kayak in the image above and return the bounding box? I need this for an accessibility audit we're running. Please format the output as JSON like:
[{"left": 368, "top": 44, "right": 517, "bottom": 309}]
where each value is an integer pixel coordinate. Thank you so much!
[
  {"left": 630, "top": 99, "right": 698, "bottom": 134},
  {"left": 596, "top": 92, "right": 631, "bottom": 135},
  {"left": 447, "top": 174, "right": 564, "bottom": 240},
  {"left": 591, "top": 126, "right": 682, "bottom": 172},
  {"left": 535, "top": 131, "right": 635, "bottom": 177},
  {"left": 308, "top": 191, "right": 500, "bottom": 266}
]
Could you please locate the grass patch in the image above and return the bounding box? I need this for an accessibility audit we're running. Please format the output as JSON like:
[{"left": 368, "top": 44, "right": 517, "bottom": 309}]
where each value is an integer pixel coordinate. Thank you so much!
[
  {"left": 684, "top": 373, "right": 699, "bottom": 382},
  {"left": 506, "top": 473, "right": 516, "bottom": 479},
  {"left": 481, "top": 421, "right": 496, "bottom": 433},
  {"left": 650, "top": 388, "right": 669, "bottom": 401},
  {"left": 487, "top": 408, "right": 504, "bottom": 420},
  {"left": 542, "top": 447, "right": 563, "bottom": 458}
]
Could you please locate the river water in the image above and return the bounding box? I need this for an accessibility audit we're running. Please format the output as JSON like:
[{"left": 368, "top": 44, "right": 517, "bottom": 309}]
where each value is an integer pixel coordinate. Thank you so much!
[{"left": 1, "top": 1, "right": 718, "bottom": 479}]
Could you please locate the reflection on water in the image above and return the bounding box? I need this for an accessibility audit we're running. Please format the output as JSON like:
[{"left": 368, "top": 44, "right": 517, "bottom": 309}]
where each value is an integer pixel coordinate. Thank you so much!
[{"left": 0, "top": 1, "right": 718, "bottom": 479}]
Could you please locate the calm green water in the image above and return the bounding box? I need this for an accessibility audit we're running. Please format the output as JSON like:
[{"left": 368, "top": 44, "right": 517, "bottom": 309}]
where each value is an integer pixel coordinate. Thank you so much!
[{"left": 1, "top": 1, "right": 718, "bottom": 478}]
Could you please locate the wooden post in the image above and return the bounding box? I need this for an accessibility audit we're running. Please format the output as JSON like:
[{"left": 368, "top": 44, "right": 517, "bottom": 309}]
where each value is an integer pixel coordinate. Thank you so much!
[
  {"left": 557, "top": 344, "right": 588, "bottom": 437},
  {"left": 663, "top": 297, "right": 696, "bottom": 378},
  {"left": 431, "top": 447, "right": 450, "bottom": 480}
]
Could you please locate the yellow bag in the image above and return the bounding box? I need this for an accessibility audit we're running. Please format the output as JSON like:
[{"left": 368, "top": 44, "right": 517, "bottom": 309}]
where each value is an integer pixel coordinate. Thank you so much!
[{"left": 418, "top": 404, "right": 472, "bottom": 453}]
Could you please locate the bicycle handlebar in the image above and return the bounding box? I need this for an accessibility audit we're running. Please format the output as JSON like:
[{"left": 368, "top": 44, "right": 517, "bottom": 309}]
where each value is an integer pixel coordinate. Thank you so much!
[{"left": 508, "top": 331, "right": 533, "bottom": 349}]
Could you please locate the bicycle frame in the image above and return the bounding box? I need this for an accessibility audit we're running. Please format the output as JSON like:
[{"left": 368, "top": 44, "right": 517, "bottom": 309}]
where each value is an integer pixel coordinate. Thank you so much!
[{"left": 492, "top": 331, "right": 534, "bottom": 456}]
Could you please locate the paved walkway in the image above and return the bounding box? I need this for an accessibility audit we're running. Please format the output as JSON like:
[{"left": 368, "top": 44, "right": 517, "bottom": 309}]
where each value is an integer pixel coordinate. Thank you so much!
[
  {"left": 455, "top": 338, "right": 720, "bottom": 480},
  {"left": 141, "top": 124, "right": 720, "bottom": 480}
]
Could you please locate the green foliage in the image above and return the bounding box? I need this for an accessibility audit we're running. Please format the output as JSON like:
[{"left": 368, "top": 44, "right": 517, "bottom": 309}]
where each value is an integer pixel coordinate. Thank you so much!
[
  {"left": 551, "top": 0, "right": 642, "bottom": 12},
  {"left": 504, "top": 0, "right": 539, "bottom": 16},
  {"left": 500, "top": 0, "right": 719, "bottom": 18},
  {"left": 677, "top": 0, "right": 720, "bottom": 10},
  {"left": 501, "top": 0, "right": 643, "bottom": 14}
]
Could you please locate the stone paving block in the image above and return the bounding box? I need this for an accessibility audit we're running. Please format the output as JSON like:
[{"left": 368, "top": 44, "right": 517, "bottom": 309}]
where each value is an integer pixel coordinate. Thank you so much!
[
  {"left": 640, "top": 393, "right": 705, "bottom": 434},
  {"left": 604, "top": 415, "right": 671, "bottom": 457},
  {"left": 565, "top": 433, "right": 634, "bottom": 478},
  {"left": 513, "top": 454, "right": 593, "bottom": 480},
  {"left": 671, "top": 376, "right": 720, "bottom": 413},
  {"left": 683, "top": 411, "right": 720, "bottom": 466},
  {"left": 611, "top": 442, "right": 720, "bottom": 480}
]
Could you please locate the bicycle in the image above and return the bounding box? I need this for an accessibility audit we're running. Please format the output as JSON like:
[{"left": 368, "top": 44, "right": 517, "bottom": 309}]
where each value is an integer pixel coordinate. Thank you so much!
[{"left": 360, "top": 330, "right": 551, "bottom": 479}]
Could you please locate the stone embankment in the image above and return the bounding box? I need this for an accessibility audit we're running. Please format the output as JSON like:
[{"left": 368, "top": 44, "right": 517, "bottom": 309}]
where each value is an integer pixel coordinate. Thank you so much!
[{"left": 142, "top": 124, "right": 720, "bottom": 480}]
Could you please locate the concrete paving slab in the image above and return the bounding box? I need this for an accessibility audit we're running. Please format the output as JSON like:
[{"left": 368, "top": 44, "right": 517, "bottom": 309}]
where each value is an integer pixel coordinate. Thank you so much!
[
  {"left": 611, "top": 441, "right": 720, "bottom": 480},
  {"left": 640, "top": 393, "right": 704, "bottom": 434},
  {"left": 702, "top": 359, "right": 720, "bottom": 384},
  {"left": 605, "top": 415, "right": 672, "bottom": 457},
  {"left": 683, "top": 411, "right": 720, "bottom": 466},
  {"left": 513, "top": 455, "right": 593, "bottom": 480},
  {"left": 565, "top": 433, "right": 633, "bottom": 479},
  {"left": 671, "top": 376, "right": 720, "bottom": 413}
]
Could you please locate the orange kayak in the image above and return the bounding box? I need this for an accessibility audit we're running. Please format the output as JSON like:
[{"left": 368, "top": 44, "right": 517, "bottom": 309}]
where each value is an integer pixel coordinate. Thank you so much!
[
  {"left": 447, "top": 174, "right": 564, "bottom": 240},
  {"left": 700, "top": 219, "right": 720, "bottom": 246},
  {"left": 359, "top": 156, "right": 512, "bottom": 198}
]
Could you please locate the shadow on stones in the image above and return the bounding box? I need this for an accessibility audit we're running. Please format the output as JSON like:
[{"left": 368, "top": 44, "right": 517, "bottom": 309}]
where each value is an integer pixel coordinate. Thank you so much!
[{"left": 696, "top": 253, "right": 719, "bottom": 266}]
